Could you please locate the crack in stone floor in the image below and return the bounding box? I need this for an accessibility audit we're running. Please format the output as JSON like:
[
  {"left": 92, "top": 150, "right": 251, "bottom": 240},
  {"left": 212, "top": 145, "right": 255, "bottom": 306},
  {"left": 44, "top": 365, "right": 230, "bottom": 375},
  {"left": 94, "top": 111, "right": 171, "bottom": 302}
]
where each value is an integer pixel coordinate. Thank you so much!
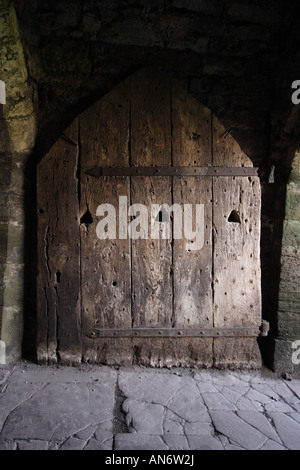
[{"left": 0, "top": 363, "right": 299, "bottom": 450}]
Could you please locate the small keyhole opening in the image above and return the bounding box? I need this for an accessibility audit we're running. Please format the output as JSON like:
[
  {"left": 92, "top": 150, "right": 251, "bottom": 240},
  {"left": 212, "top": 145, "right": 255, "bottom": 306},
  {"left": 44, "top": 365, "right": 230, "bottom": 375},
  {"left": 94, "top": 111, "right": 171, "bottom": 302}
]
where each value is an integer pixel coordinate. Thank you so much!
[
  {"left": 156, "top": 208, "right": 169, "bottom": 223},
  {"left": 228, "top": 210, "right": 241, "bottom": 223},
  {"left": 56, "top": 271, "right": 61, "bottom": 284},
  {"left": 80, "top": 209, "right": 93, "bottom": 225}
]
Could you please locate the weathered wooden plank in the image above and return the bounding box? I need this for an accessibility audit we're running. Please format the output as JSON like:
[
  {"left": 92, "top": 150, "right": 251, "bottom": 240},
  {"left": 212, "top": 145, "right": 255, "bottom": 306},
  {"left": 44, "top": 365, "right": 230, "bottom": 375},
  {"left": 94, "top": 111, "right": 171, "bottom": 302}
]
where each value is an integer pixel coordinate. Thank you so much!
[
  {"left": 37, "top": 152, "right": 58, "bottom": 363},
  {"left": 212, "top": 176, "right": 261, "bottom": 327},
  {"left": 37, "top": 119, "right": 81, "bottom": 364},
  {"left": 171, "top": 79, "right": 212, "bottom": 168},
  {"left": 131, "top": 69, "right": 172, "bottom": 167},
  {"left": 79, "top": 82, "right": 131, "bottom": 362},
  {"left": 93, "top": 338, "right": 213, "bottom": 368},
  {"left": 212, "top": 115, "right": 252, "bottom": 167},
  {"left": 213, "top": 337, "right": 262, "bottom": 369},
  {"left": 130, "top": 70, "right": 173, "bottom": 328},
  {"left": 212, "top": 112, "right": 262, "bottom": 366},
  {"left": 172, "top": 176, "right": 212, "bottom": 327},
  {"left": 172, "top": 80, "right": 213, "bottom": 330}
]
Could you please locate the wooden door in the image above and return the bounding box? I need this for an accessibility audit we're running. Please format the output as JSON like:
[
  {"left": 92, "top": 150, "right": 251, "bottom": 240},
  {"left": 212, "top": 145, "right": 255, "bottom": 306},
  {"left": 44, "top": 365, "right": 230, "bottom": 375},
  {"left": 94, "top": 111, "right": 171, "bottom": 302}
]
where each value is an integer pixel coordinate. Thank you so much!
[{"left": 37, "top": 69, "right": 262, "bottom": 368}]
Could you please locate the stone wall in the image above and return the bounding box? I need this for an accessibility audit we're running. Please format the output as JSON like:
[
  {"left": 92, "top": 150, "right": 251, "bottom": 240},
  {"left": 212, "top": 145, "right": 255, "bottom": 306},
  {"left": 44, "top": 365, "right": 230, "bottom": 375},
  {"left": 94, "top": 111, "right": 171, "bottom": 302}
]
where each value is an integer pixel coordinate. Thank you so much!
[
  {"left": 0, "top": 0, "right": 36, "bottom": 362},
  {"left": 274, "top": 151, "right": 300, "bottom": 373},
  {"left": 14, "top": 0, "right": 285, "bottom": 164}
]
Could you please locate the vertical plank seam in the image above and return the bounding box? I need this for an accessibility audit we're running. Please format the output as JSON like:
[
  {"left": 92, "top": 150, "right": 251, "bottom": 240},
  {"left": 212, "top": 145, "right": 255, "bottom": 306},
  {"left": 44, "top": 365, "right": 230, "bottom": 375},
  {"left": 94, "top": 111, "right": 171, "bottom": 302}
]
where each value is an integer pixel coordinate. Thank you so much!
[
  {"left": 211, "top": 113, "right": 216, "bottom": 364},
  {"left": 128, "top": 79, "right": 134, "bottom": 329},
  {"left": 211, "top": 113, "right": 215, "bottom": 326},
  {"left": 170, "top": 78, "right": 175, "bottom": 328},
  {"left": 54, "top": 284, "right": 60, "bottom": 362},
  {"left": 77, "top": 116, "right": 83, "bottom": 362},
  {"left": 43, "top": 223, "right": 51, "bottom": 363},
  {"left": 51, "top": 156, "right": 58, "bottom": 364}
]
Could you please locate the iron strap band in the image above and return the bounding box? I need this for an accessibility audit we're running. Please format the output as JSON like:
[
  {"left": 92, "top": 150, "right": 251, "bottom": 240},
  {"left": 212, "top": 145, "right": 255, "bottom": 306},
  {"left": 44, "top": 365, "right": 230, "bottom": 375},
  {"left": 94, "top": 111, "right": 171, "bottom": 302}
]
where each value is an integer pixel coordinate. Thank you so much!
[
  {"left": 86, "top": 166, "right": 259, "bottom": 178},
  {"left": 85, "top": 327, "right": 260, "bottom": 339}
]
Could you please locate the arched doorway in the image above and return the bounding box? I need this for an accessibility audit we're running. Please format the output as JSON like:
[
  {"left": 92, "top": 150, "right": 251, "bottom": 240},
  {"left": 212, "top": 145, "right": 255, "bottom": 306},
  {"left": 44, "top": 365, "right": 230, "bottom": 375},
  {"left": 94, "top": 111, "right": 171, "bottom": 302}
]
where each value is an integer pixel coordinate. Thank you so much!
[{"left": 37, "top": 69, "right": 262, "bottom": 368}]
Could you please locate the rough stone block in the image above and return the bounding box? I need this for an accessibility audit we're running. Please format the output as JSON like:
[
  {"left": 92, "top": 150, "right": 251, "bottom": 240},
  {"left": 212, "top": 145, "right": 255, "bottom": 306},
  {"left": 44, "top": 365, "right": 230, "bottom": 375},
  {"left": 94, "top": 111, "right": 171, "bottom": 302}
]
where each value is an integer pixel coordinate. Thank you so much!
[
  {"left": 285, "top": 189, "right": 300, "bottom": 221},
  {"left": 114, "top": 434, "right": 168, "bottom": 451},
  {"left": 0, "top": 223, "right": 24, "bottom": 265},
  {"left": 0, "top": 192, "right": 25, "bottom": 225},
  {"left": 0, "top": 263, "right": 24, "bottom": 307},
  {"left": 0, "top": 43, "right": 27, "bottom": 84},
  {"left": 6, "top": 159, "right": 25, "bottom": 195},
  {"left": 118, "top": 369, "right": 182, "bottom": 406},
  {"left": 225, "top": 3, "right": 280, "bottom": 26},
  {"left": 0, "top": 118, "right": 12, "bottom": 153},
  {"left": 83, "top": 436, "right": 112, "bottom": 450},
  {"left": 278, "top": 291, "right": 300, "bottom": 314},
  {"left": 208, "top": 36, "right": 263, "bottom": 57},
  {"left": 266, "top": 412, "right": 300, "bottom": 450},
  {"left": 281, "top": 220, "right": 300, "bottom": 248},
  {"left": 202, "top": 392, "right": 237, "bottom": 411},
  {"left": 0, "top": 155, "right": 13, "bottom": 189},
  {"left": 0, "top": 439, "right": 16, "bottom": 450},
  {"left": 171, "top": 0, "right": 225, "bottom": 17},
  {"left": 122, "top": 399, "right": 165, "bottom": 434},
  {"left": 201, "top": 57, "right": 246, "bottom": 78},
  {"left": 278, "top": 311, "right": 300, "bottom": 339},
  {"left": 163, "top": 434, "right": 190, "bottom": 450},
  {"left": 17, "top": 440, "right": 48, "bottom": 450},
  {"left": 0, "top": 305, "right": 23, "bottom": 364},
  {"left": 1, "top": 381, "right": 116, "bottom": 440},
  {"left": 5, "top": 89, "right": 35, "bottom": 120},
  {"left": 273, "top": 339, "right": 300, "bottom": 375},
  {"left": 41, "top": 40, "right": 91, "bottom": 76},
  {"left": 237, "top": 411, "right": 281, "bottom": 443},
  {"left": 0, "top": 11, "right": 15, "bottom": 44},
  {"left": 167, "top": 379, "right": 210, "bottom": 422},
  {"left": 0, "top": 223, "right": 8, "bottom": 267},
  {"left": 187, "top": 435, "right": 223, "bottom": 450},
  {"left": 210, "top": 410, "right": 267, "bottom": 449},
  {"left": 59, "top": 437, "right": 85, "bottom": 450},
  {"left": 6, "top": 114, "right": 36, "bottom": 153}
]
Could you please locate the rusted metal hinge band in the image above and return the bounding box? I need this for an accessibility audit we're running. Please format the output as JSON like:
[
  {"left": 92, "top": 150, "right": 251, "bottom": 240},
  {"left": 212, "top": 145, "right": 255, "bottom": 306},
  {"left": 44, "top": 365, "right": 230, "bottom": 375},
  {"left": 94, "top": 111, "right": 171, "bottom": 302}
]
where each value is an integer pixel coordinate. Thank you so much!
[
  {"left": 86, "top": 167, "right": 259, "bottom": 178},
  {"left": 85, "top": 327, "right": 260, "bottom": 339}
]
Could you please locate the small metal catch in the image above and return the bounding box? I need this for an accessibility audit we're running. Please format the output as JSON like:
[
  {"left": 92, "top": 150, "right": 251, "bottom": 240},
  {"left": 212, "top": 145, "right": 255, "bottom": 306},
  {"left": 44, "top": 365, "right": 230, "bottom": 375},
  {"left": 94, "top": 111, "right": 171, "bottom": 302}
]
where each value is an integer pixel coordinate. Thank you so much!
[
  {"left": 0, "top": 81, "right": 6, "bottom": 105},
  {"left": 268, "top": 165, "right": 275, "bottom": 183},
  {"left": 259, "top": 320, "right": 270, "bottom": 337}
]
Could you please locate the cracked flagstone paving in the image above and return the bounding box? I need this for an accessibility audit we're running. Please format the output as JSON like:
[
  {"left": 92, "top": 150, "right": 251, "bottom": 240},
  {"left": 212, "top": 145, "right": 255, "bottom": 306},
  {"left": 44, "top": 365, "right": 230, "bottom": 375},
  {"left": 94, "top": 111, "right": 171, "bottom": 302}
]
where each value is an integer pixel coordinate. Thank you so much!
[{"left": 0, "top": 363, "right": 299, "bottom": 450}]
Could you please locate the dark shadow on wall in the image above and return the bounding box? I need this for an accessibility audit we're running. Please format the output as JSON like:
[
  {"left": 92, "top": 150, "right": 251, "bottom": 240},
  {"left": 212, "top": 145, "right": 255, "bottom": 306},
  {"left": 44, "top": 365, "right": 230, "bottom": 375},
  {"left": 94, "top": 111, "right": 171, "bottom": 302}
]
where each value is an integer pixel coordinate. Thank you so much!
[
  {"left": 22, "top": 153, "right": 37, "bottom": 361},
  {"left": 0, "top": 104, "right": 16, "bottom": 360},
  {"left": 258, "top": 178, "right": 287, "bottom": 370},
  {"left": 0, "top": 104, "right": 12, "bottom": 342},
  {"left": 258, "top": 146, "right": 299, "bottom": 371}
]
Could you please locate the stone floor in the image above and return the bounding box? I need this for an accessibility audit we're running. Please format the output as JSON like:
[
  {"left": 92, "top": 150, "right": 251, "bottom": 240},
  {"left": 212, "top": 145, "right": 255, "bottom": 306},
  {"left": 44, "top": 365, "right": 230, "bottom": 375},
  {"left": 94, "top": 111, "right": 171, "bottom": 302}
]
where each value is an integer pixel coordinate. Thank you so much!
[{"left": 0, "top": 362, "right": 300, "bottom": 450}]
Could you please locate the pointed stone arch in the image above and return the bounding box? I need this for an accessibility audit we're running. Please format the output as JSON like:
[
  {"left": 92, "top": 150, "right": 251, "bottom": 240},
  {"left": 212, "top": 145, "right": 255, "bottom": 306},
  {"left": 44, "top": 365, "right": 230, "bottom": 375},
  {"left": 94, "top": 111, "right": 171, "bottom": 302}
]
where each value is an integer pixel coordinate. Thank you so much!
[{"left": 37, "top": 68, "right": 262, "bottom": 368}]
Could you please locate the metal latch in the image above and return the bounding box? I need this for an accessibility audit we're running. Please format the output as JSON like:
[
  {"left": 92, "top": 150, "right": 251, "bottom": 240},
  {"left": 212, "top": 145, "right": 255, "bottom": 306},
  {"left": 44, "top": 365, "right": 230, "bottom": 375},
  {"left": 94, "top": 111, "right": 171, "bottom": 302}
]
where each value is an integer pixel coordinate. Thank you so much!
[
  {"left": 0, "top": 340, "right": 6, "bottom": 364},
  {"left": 0, "top": 81, "right": 6, "bottom": 105},
  {"left": 259, "top": 320, "right": 270, "bottom": 337}
]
